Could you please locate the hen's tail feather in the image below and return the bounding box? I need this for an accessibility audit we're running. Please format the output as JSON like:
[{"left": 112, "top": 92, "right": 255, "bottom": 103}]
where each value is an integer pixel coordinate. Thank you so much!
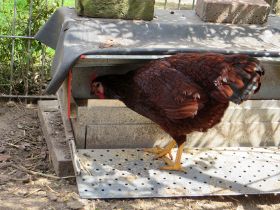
[{"left": 219, "top": 57, "right": 264, "bottom": 104}]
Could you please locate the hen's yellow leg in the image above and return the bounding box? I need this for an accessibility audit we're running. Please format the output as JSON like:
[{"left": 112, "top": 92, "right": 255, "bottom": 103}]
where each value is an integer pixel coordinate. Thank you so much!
[
  {"left": 160, "top": 142, "right": 185, "bottom": 172},
  {"left": 144, "top": 140, "right": 176, "bottom": 160}
]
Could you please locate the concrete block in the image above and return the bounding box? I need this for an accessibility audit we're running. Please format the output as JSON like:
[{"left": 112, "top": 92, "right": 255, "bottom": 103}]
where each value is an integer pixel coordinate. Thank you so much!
[
  {"left": 38, "top": 100, "right": 74, "bottom": 177},
  {"left": 86, "top": 124, "right": 172, "bottom": 149},
  {"left": 73, "top": 99, "right": 280, "bottom": 149},
  {"left": 195, "top": 0, "right": 270, "bottom": 24},
  {"left": 71, "top": 60, "right": 280, "bottom": 100},
  {"left": 85, "top": 122, "right": 280, "bottom": 148},
  {"left": 75, "top": 0, "right": 155, "bottom": 21}
]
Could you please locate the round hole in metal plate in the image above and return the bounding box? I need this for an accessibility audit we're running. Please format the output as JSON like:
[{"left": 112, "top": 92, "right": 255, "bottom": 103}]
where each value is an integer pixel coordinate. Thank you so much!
[
  {"left": 106, "top": 150, "right": 110, "bottom": 152},
  {"left": 85, "top": 189, "right": 88, "bottom": 192},
  {"left": 122, "top": 149, "right": 125, "bottom": 152},
  {"left": 101, "top": 189, "right": 105, "bottom": 191},
  {"left": 82, "top": 179, "right": 86, "bottom": 181}
]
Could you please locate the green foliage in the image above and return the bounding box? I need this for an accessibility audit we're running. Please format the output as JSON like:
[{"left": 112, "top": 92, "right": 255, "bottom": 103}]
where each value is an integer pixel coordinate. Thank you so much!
[{"left": 0, "top": 0, "right": 74, "bottom": 95}]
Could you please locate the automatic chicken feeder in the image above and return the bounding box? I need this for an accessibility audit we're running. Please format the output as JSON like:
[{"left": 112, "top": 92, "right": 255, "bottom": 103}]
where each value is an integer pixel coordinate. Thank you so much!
[{"left": 37, "top": 8, "right": 280, "bottom": 199}]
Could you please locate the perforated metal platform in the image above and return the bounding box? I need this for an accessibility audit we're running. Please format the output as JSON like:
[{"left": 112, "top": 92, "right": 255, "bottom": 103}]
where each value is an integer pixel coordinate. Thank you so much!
[{"left": 75, "top": 147, "right": 280, "bottom": 199}]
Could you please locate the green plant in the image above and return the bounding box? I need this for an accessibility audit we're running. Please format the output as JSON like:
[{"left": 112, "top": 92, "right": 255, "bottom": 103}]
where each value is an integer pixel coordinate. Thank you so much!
[{"left": 0, "top": 0, "right": 66, "bottom": 95}]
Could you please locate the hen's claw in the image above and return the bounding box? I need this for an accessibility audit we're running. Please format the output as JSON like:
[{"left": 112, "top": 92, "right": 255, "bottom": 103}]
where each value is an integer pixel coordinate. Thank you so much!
[{"left": 144, "top": 142, "right": 176, "bottom": 160}]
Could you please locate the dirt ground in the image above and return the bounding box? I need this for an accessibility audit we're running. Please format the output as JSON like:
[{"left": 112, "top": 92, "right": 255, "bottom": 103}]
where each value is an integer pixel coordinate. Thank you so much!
[{"left": 0, "top": 101, "right": 280, "bottom": 210}]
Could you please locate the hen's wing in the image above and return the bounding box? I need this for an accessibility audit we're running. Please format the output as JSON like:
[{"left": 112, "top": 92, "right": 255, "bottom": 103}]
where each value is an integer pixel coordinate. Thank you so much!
[
  {"left": 133, "top": 60, "right": 207, "bottom": 120},
  {"left": 166, "top": 53, "right": 264, "bottom": 104}
]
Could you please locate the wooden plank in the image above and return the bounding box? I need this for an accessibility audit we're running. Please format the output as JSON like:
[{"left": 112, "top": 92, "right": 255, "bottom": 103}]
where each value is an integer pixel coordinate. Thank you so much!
[{"left": 38, "top": 100, "right": 74, "bottom": 176}]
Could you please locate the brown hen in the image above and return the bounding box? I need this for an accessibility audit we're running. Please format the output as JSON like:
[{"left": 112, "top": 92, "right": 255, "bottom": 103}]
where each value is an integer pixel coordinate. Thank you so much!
[{"left": 91, "top": 53, "right": 264, "bottom": 171}]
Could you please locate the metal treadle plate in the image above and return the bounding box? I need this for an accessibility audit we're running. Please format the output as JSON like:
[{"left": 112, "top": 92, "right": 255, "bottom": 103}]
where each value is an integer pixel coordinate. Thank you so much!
[{"left": 76, "top": 147, "right": 280, "bottom": 199}]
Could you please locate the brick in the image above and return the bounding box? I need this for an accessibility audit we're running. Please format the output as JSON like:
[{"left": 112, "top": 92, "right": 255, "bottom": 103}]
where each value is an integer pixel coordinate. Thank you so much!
[
  {"left": 75, "top": 0, "right": 155, "bottom": 21},
  {"left": 195, "top": 0, "right": 270, "bottom": 24}
]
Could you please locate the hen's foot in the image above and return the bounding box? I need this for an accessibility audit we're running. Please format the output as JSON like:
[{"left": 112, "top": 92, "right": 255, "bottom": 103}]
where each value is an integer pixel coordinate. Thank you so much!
[
  {"left": 160, "top": 141, "right": 186, "bottom": 172},
  {"left": 160, "top": 161, "right": 186, "bottom": 172},
  {"left": 144, "top": 141, "right": 177, "bottom": 160}
]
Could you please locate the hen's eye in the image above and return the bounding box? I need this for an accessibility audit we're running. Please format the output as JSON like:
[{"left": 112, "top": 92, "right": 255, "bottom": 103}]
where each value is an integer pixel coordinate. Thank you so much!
[{"left": 96, "top": 83, "right": 100, "bottom": 88}]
